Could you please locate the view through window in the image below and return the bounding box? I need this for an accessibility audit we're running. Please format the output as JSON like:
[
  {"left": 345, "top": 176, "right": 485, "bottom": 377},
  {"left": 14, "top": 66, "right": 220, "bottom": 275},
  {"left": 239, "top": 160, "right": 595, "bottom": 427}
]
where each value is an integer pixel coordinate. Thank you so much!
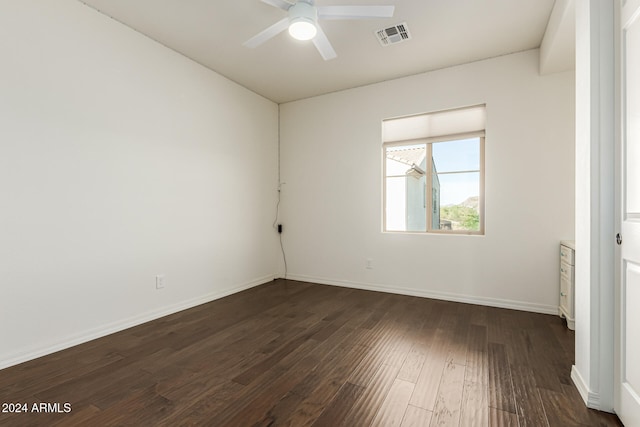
[{"left": 383, "top": 105, "right": 485, "bottom": 234}]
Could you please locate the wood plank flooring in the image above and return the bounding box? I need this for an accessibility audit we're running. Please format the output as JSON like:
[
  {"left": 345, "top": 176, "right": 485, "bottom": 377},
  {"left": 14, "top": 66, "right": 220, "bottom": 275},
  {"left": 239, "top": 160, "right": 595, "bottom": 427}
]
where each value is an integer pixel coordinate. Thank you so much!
[{"left": 0, "top": 280, "right": 624, "bottom": 426}]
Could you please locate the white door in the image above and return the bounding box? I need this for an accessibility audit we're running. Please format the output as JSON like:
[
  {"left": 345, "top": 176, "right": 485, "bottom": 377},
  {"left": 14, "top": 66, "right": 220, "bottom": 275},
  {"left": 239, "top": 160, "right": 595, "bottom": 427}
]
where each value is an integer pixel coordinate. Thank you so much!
[{"left": 617, "top": 0, "right": 640, "bottom": 425}]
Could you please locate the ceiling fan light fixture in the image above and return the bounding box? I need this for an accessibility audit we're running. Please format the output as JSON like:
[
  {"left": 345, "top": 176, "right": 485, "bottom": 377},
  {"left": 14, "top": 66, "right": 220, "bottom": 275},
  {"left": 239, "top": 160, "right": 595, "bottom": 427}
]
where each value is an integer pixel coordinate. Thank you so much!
[
  {"left": 287, "top": 1, "right": 318, "bottom": 41},
  {"left": 289, "top": 19, "right": 317, "bottom": 40}
]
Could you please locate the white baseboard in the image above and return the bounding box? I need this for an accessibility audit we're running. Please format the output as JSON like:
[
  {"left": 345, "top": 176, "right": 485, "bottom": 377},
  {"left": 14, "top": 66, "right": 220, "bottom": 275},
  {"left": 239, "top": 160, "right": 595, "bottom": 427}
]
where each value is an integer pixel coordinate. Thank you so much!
[
  {"left": 571, "top": 365, "right": 603, "bottom": 410},
  {"left": 285, "top": 274, "right": 559, "bottom": 315},
  {"left": 0, "top": 274, "right": 275, "bottom": 371},
  {"left": 572, "top": 365, "right": 591, "bottom": 405}
]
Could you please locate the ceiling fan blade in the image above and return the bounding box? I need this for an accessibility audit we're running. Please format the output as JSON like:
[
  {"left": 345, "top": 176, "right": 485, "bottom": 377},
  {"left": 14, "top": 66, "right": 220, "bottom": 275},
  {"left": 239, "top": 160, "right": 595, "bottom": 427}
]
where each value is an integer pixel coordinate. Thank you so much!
[
  {"left": 261, "top": 0, "right": 293, "bottom": 11},
  {"left": 318, "top": 5, "right": 395, "bottom": 20},
  {"left": 243, "top": 18, "right": 290, "bottom": 48},
  {"left": 312, "top": 24, "right": 337, "bottom": 60}
]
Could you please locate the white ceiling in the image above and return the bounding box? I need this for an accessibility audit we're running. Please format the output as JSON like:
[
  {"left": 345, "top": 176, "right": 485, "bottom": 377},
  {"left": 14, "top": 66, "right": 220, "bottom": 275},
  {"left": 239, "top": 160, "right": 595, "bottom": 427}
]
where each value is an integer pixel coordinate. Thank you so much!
[{"left": 79, "top": 0, "right": 563, "bottom": 104}]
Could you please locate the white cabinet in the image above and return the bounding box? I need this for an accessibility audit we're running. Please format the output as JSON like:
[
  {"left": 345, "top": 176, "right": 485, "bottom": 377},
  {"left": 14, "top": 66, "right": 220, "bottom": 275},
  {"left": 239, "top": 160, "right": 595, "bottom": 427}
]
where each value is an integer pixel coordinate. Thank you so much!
[{"left": 559, "top": 240, "right": 575, "bottom": 330}]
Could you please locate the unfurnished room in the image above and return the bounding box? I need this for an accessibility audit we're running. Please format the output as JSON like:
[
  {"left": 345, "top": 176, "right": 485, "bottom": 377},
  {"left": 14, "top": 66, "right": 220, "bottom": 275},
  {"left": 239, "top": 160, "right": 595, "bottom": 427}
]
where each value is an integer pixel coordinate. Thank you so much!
[{"left": 0, "top": 0, "right": 638, "bottom": 426}]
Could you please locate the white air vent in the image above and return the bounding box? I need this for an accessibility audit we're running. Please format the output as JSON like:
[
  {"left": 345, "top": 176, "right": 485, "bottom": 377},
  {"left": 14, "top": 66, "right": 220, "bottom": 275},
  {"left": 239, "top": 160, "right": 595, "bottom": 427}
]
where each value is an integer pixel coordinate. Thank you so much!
[{"left": 375, "top": 22, "right": 411, "bottom": 46}]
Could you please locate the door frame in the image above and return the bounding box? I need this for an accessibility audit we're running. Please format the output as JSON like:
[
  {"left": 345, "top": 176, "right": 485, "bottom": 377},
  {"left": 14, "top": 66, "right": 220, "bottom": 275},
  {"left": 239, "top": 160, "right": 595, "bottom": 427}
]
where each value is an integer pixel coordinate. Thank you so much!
[
  {"left": 614, "top": 0, "right": 622, "bottom": 416},
  {"left": 615, "top": 0, "right": 640, "bottom": 423}
]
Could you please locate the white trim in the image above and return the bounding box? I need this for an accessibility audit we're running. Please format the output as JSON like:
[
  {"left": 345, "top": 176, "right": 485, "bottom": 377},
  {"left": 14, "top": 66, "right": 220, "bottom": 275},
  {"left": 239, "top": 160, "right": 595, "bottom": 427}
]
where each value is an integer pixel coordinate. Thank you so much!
[
  {"left": 572, "top": 364, "right": 605, "bottom": 410},
  {"left": 0, "top": 274, "right": 275, "bottom": 371},
  {"left": 285, "top": 274, "right": 558, "bottom": 315},
  {"left": 574, "top": 0, "right": 616, "bottom": 413},
  {"left": 572, "top": 365, "right": 591, "bottom": 404}
]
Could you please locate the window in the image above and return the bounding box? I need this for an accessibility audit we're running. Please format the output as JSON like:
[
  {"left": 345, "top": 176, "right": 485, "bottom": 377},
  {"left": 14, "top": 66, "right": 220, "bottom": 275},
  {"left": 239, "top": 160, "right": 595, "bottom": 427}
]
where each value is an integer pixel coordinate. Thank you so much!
[{"left": 383, "top": 105, "right": 485, "bottom": 234}]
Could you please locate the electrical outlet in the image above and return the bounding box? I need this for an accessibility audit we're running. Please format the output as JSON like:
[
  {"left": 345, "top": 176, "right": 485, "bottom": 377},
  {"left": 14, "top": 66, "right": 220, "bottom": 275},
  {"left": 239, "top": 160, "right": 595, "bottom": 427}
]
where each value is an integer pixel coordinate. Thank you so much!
[
  {"left": 366, "top": 259, "right": 373, "bottom": 269},
  {"left": 156, "top": 275, "right": 165, "bottom": 289}
]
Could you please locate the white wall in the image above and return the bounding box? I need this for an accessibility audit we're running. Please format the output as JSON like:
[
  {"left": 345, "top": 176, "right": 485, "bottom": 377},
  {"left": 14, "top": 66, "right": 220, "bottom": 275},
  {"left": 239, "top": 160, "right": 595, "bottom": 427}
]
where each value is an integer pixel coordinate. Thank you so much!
[
  {"left": 280, "top": 50, "right": 575, "bottom": 313},
  {"left": 0, "top": 0, "right": 278, "bottom": 368}
]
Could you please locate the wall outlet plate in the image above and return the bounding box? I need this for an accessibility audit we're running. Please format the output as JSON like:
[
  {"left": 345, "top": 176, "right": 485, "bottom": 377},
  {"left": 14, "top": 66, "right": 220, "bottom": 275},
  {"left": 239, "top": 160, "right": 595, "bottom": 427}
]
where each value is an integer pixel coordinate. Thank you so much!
[{"left": 156, "top": 275, "right": 165, "bottom": 289}]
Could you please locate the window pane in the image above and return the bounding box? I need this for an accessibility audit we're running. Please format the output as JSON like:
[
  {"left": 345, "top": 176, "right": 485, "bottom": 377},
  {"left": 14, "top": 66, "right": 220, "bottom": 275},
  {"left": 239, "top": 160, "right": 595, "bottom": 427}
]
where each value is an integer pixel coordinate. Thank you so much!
[
  {"left": 433, "top": 172, "right": 480, "bottom": 231},
  {"left": 385, "top": 143, "right": 427, "bottom": 232},
  {"left": 431, "top": 138, "right": 480, "bottom": 173}
]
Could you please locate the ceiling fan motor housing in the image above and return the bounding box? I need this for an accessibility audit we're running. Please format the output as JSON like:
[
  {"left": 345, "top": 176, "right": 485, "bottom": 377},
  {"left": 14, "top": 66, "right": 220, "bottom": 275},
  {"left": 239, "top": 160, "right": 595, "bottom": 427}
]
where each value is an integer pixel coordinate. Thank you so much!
[{"left": 289, "top": 2, "right": 318, "bottom": 25}]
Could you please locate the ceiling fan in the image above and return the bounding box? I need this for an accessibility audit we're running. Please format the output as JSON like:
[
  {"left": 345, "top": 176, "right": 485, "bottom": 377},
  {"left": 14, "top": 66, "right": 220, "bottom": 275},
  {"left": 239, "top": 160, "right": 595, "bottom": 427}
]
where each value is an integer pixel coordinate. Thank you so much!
[{"left": 243, "top": 0, "right": 395, "bottom": 60}]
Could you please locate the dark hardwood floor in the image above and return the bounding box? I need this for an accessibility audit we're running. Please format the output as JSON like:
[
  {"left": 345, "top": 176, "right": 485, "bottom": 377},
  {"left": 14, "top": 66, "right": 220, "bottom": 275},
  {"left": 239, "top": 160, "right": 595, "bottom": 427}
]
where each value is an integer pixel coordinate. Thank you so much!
[{"left": 0, "top": 280, "right": 623, "bottom": 426}]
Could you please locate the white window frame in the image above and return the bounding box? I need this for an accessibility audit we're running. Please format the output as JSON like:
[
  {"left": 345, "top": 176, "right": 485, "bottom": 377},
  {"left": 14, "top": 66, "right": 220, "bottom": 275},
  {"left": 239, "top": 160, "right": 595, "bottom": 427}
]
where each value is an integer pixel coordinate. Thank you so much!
[{"left": 382, "top": 107, "right": 486, "bottom": 235}]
